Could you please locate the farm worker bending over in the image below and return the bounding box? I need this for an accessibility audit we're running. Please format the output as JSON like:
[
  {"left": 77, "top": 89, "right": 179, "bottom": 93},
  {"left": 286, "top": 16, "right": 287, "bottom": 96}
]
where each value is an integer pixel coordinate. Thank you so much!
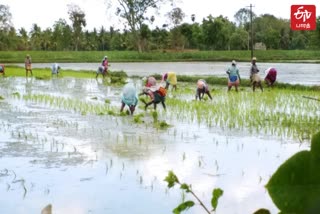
[
  {"left": 144, "top": 76, "right": 157, "bottom": 87},
  {"left": 264, "top": 67, "right": 277, "bottom": 86},
  {"left": 196, "top": 79, "right": 212, "bottom": 100},
  {"left": 96, "top": 66, "right": 107, "bottom": 79},
  {"left": 120, "top": 83, "right": 139, "bottom": 115},
  {"left": 162, "top": 71, "right": 177, "bottom": 91},
  {"left": 25, "top": 54, "right": 33, "bottom": 77},
  {"left": 101, "top": 56, "right": 109, "bottom": 75},
  {"left": 0, "top": 64, "right": 5, "bottom": 76},
  {"left": 250, "top": 57, "right": 259, "bottom": 82},
  {"left": 51, "top": 63, "right": 61, "bottom": 76},
  {"left": 139, "top": 76, "right": 157, "bottom": 97},
  {"left": 226, "top": 60, "right": 241, "bottom": 92},
  {"left": 143, "top": 85, "right": 167, "bottom": 110}
]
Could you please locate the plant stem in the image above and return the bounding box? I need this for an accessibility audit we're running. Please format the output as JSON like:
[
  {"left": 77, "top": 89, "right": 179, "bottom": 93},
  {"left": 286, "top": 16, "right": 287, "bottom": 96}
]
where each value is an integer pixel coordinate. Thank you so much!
[
  {"left": 189, "top": 190, "right": 211, "bottom": 214},
  {"left": 178, "top": 181, "right": 211, "bottom": 214}
]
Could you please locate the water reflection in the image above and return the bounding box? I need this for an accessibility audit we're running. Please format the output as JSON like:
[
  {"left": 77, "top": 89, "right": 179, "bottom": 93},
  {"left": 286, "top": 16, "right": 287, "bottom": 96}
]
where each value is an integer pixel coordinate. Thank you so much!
[{"left": 0, "top": 76, "right": 314, "bottom": 213}]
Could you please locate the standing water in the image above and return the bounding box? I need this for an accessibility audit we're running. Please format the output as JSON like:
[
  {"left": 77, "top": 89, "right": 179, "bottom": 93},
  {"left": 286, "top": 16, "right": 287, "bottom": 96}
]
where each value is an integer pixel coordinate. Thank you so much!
[{"left": 0, "top": 73, "right": 318, "bottom": 213}]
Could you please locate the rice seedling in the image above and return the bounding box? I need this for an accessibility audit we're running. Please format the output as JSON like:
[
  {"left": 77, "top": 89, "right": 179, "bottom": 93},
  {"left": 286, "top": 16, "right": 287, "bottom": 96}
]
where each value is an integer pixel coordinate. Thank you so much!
[
  {"left": 152, "top": 111, "right": 158, "bottom": 123},
  {"left": 154, "top": 120, "right": 171, "bottom": 130},
  {"left": 164, "top": 87, "right": 319, "bottom": 140},
  {"left": 133, "top": 113, "right": 144, "bottom": 124}
]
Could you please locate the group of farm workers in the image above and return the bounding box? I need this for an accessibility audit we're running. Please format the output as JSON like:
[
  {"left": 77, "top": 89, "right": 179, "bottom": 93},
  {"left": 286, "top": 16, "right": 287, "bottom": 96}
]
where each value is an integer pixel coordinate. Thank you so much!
[
  {"left": 0, "top": 54, "right": 61, "bottom": 77},
  {"left": 17, "top": 54, "right": 109, "bottom": 78},
  {"left": 120, "top": 57, "right": 278, "bottom": 115},
  {"left": 0, "top": 54, "right": 277, "bottom": 116},
  {"left": 226, "top": 57, "right": 277, "bottom": 92},
  {"left": 120, "top": 72, "right": 176, "bottom": 115}
]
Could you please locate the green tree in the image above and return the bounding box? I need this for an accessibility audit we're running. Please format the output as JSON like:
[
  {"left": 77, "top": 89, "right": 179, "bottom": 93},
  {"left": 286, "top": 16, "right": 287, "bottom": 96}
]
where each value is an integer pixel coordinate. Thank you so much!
[
  {"left": 308, "top": 16, "right": 320, "bottom": 49},
  {"left": 0, "top": 4, "right": 13, "bottom": 50},
  {"left": 110, "top": 30, "right": 127, "bottom": 50},
  {"left": 52, "top": 19, "right": 72, "bottom": 50},
  {"left": 17, "top": 28, "right": 29, "bottom": 50},
  {"left": 140, "top": 24, "right": 151, "bottom": 51},
  {"left": 234, "top": 8, "right": 256, "bottom": 29},
  {"left": 201, "top": 15, "right": 215, "bottom": 49},
  {"left": 30, "top": 24, "right": 42, "bottom": 50},
  {"left": 167, "top": 7, "right": 186, "bottom": 50},
  {"left": 202, "top": 15, "right": 235, "bottom": 50},
  {"left": 83, "top": 29, "right": 98, "bottom": 51},
  {"left": 67, "top": 4, "right": 86, "bottom": 51},
  {"left": 0, "top": 4, "right": 12, "bottom": 30},
  {"left": 230, "top": 28, "right": 248, "bottom": 50},
  {"left": 179, "top": 23, "right": 193, "bottom": 49},
  {"left": 190, "top": 23, "right": 202, "bottom": 49},
  {"left": 167, "top": 7, "right": 185, "bottom": 27},
  {"left": 150, "top": 27, "right": 169, "bottom": 50},
  {"left": 98, "top": 26, "right": 111, "bottom": 51},
  {"left": 290, "top": 31, "right": 308, "bottom": 49},
  {"left": 41, "top": 28, "right": 53, "bottom": 50},
  {"left": 109, "top": 0, "right": 172, "bottom": 52},
  {"left": 254, "top": 14, "right": 287, "bottom": 49}
]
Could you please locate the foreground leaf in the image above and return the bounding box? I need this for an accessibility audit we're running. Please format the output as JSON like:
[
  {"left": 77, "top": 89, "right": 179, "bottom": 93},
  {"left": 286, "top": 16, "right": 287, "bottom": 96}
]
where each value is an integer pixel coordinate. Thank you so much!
[
  {"left": 266, "top": 131, "right": 320, "bottom": 213},
  {"left": 211, "top": 188, "right": 223, "bottom": 211},
  {"left": 173, "top": 201, "right": 195, "bottom": 214}
]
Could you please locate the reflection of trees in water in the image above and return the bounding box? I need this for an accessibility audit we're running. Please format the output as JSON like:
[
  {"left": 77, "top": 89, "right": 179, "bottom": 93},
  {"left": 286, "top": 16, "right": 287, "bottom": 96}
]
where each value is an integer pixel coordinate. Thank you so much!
[{"left": 266, "top": 131, "right": 320, "bottom": 213}]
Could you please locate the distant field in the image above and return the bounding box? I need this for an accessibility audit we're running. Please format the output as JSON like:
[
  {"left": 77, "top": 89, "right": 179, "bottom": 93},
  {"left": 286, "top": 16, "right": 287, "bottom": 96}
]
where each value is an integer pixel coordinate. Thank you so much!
[
  {"left": 3, "top": 66, "right": 320, "bottom": 91},
  {"left": 0, "top": 50, "right": 320, "bottom": 63}
]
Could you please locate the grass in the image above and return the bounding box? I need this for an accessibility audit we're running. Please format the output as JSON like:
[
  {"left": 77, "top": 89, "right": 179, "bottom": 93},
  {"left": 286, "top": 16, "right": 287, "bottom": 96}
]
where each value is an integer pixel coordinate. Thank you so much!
[
  {"left": 2, "top": 65, "right": 319, "bottom": 140},
  {"left": 3, "top": 66, "right": 319, "bottom": 91},
  {"left": 1, "top": 50, "right": 320, "bottom": 63},
  {"left": 151, "top": 73, "right": 320, "bottom": 91},
  {"left": 2, "top": 66, "right": 128, "bottom": 82},
  {"left": 18, "top": 93, "right": 117, "bottom": 116},
  {"left": 164, "top": 87, "right": 320, "bottom": 140}
]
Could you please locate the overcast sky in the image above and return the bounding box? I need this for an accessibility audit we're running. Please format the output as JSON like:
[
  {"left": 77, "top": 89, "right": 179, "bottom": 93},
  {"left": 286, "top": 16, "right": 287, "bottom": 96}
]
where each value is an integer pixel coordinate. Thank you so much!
[{"left": 2, "top": 0, "right": 319, "bottom": 31}]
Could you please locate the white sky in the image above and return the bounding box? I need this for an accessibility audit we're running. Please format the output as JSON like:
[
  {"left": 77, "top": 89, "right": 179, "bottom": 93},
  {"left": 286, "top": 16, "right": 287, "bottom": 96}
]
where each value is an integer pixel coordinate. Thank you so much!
[{"left": 1, "top": 0, "right": 320, "bottom": 31}]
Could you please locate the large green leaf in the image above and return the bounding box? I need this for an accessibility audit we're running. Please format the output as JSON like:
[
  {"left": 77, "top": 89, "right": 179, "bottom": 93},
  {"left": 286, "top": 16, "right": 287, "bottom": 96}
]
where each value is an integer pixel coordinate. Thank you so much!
[
  {"left": 172, "top": 201, "right": 195, "bottom": 214},
  {"left": 211, "top": 188, "right": 224, "bottom": 211},
  {"left": 164, "top": 171, "right": 179, "bottom": 188},
  {"left": 266, "top": 131, "right": 320, "bottom": 213}
]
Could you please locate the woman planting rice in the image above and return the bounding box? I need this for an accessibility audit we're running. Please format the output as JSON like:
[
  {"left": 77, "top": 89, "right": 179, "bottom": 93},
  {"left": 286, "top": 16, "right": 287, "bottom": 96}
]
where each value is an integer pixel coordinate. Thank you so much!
[
  {"left": 162, "top": 72, "right": 177, "bottom": 91},
  {"left": 264, "top": 67, "right": 277, "bottom": 87},
  {"left": 120, "top": 83, "right": 139, "bottom": 115},
  {"left": 226, "top": 60, "right": 241, "bottom": 92},
  {"left": 195, "top": 79, "right": 212, "bottom": 100}
]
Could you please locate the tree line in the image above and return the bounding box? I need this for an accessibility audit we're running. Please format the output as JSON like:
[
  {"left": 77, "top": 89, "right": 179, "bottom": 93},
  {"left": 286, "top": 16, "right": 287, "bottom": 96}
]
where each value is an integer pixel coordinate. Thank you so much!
[{"left": 0, "top": 2, "right": 319, "bottom": 52}]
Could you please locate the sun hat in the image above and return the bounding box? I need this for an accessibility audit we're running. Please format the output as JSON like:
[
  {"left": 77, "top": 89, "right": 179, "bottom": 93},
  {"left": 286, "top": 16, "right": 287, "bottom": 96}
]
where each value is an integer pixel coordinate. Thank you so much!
[
  {"left": 232, "top": 60, "right": 236, "bottom": 64},
  {"left": 252, "top": 57, "right": 257, "bottom": 61}
]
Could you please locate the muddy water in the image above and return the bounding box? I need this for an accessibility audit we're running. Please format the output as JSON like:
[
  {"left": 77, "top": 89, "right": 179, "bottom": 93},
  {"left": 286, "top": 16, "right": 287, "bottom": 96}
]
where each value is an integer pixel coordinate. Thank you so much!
[
  {"left": 13, "top": 62, "right": 320, "bottom": 86},
  {"left": 0, "top": 77, "right": 311, "bottom": 213}
]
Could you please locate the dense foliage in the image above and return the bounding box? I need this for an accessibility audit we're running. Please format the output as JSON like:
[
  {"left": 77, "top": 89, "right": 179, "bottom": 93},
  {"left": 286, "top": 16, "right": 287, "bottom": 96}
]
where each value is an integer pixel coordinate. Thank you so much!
[{"left": 0, "top": 3, "right": 320, "bottom": 51}]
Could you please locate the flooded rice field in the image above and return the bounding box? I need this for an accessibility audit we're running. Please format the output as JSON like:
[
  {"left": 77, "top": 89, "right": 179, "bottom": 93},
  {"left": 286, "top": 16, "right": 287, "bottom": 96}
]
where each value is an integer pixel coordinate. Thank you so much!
[
  {"left": 13, "top": 61, "right": 320, "bottom": 86},
  {"left": 0, "top": 76, "right": 319, "bottom": 213}
]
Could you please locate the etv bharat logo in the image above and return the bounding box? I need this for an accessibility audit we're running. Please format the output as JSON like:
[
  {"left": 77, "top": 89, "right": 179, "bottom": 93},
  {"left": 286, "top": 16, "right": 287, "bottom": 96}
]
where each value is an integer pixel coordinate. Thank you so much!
[{"left": 291, "top": 5, "right": 316, "bottom": 30}]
